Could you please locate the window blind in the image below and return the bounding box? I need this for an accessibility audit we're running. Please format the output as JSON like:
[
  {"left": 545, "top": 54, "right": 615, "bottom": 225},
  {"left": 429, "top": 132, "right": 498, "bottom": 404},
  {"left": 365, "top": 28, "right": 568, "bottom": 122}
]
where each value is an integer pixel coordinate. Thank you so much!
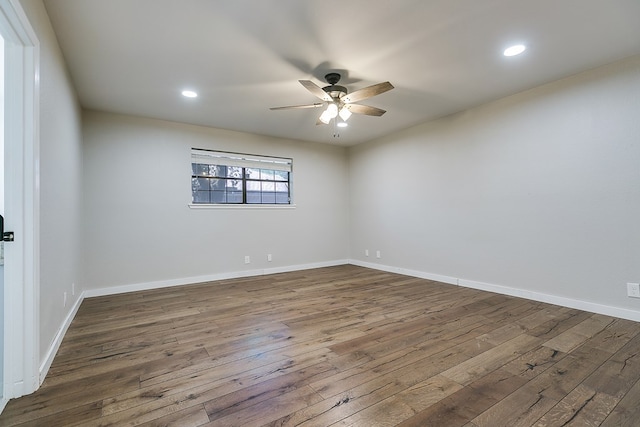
[{"left": 191, "top": 149, "right": 292, "bottom": 172}]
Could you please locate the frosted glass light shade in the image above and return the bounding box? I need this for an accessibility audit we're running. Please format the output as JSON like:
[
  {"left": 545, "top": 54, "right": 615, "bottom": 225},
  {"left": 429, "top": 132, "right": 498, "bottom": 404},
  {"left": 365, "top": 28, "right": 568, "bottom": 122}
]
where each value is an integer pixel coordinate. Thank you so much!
[
  {"left": 319, "top": 110, "right": 332, "bottom": 124},
  {"left": 326, "top": 103, "right": 338, "bottom": 118},
  {"left": 339, "top": 107, "right": 352, "bottom": 121}
]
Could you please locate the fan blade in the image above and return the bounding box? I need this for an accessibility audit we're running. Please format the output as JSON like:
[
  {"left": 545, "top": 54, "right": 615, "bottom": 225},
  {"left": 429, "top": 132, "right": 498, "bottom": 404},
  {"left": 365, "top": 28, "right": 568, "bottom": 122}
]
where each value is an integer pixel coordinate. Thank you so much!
[
  {"left": 270, "top": 103, "right": 324, "bottom": 110},
  {"left": 346, "top": 104, "right": 387, "bottom": 116},
  {"left": 342, "top": 81, "right": 394, "bottom": 104},
  {"left": 316, "top": 117, "right": 328, "bottom": 125},
  {"left": 299, "top": 80, "right": 332, "bottom": 102}
]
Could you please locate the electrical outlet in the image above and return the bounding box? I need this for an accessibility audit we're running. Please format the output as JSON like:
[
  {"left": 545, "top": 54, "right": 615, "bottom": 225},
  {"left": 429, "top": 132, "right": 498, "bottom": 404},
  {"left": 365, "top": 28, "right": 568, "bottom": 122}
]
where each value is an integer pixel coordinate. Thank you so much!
[
  {"left": 244, "top": 256, "right": 250, "bottom": 264},
  {"left": 627, "top": 283, "right": 640, "bottom": 298},
  {"left": 63, "top": 292, "right": 67, "bottom": 307},
  {"left": 376, "top": 250, "right": 381, "bottom": 259},
  {"left": 72, "top": 283, "right": 75, "bottom": 296},
  {"left": 267, "top": 254, "right": 272, "bottom": 262},
  {"left": 365, "top": 249, "right": 369, "bottom": 257}
]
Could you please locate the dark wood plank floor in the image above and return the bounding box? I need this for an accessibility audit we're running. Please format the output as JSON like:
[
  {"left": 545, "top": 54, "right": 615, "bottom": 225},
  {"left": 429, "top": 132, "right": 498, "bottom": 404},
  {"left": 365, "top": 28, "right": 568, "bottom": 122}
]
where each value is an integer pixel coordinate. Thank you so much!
[{"left": 1, "top": 265, "right": 640, "bottom": 426}]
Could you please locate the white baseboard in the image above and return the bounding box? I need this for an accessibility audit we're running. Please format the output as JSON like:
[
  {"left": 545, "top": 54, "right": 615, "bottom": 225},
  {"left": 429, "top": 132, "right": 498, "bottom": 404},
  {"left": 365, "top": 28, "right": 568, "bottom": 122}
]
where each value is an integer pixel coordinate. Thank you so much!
[
  {"left": 39, "top": 292, "right": 84, "bottom": 384},
  {"left": 349, "top": 259, "right": 640, "bottom": 322},
  {"left": 83, "top": 259, "right": 349, "bottom": 298},
  {"left": 0, "top": 397, "right": 7, "bottom": 415},
  {"left": 261, "top": 259, "right": 348, "bottom": 275},
  {"left": 458, "top": 278, "right": 640, "bottom": 323},
  {"left": 348, "top": 259, "right": 458, "bottom": 285}
]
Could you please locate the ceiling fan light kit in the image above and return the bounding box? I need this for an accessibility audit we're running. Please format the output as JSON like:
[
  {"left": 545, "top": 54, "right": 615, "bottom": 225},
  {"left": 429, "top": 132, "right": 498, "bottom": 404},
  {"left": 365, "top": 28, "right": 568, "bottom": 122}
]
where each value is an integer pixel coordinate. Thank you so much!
[
  {"left": 326, "top": 103, "right": 339, "bottom": 118},
  {"left": 339, "top": 106, "right": 352, "bottom": 121},
  {"left": 318, "top": 110, "right": 332, "bottom": 124},
  {"left": 271, "top": 72, "right": 394, "bottom": 129}
]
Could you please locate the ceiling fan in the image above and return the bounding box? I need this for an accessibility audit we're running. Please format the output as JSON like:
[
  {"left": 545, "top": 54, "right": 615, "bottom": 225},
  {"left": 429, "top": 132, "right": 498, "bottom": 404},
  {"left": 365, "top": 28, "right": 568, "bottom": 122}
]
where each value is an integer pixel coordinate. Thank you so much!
[{"left": 270, "top": 73, "right": 394, "bottom": 125}]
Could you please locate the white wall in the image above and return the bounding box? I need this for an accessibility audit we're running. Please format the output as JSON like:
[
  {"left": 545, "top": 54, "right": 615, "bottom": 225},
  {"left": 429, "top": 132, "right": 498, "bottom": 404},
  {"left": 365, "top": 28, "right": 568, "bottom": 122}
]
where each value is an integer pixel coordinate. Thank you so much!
[
  {"left": 19, "top": 0, "right": 83, "bottom": 362},
  {"left": 349, "top": 55, "right": 640, "bottom": 317},
  {"left": 82, "top": 111, "right": 349, "bottom": 291}
]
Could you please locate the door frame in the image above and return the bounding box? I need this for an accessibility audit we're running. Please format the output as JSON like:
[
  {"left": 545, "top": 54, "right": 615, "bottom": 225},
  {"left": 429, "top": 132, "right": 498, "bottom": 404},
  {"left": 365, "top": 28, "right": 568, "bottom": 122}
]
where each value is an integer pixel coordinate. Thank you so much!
[{"left": 0, "top": 0, "right": 39, "bottom": 408}]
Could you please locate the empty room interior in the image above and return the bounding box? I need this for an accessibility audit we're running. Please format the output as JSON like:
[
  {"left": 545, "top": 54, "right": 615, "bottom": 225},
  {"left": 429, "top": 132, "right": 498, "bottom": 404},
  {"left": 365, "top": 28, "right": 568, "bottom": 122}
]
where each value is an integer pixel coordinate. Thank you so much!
[{"left": 1, "top": 0, "right": 640, "bottom": 426}]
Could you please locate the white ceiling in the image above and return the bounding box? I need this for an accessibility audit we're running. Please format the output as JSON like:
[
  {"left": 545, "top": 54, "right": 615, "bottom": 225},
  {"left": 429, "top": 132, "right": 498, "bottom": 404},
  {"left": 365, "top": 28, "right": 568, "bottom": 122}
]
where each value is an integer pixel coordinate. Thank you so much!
[{"left": 43, "top": 0, "right": 640, "bottom": 146}]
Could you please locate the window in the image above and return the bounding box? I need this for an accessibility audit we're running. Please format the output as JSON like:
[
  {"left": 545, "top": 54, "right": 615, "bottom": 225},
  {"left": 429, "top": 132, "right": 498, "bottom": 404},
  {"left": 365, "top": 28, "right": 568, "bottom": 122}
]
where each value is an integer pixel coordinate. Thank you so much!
[{"left": 191, "top": 149, "right": 292, "bottom": 205}]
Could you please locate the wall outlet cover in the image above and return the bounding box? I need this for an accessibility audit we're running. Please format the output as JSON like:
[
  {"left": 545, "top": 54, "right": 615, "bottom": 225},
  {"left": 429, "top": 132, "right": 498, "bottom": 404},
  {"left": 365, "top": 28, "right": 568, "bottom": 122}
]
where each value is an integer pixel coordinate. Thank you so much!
[{"left": 627, "top": 283, "right": 640, "bottom": 298}]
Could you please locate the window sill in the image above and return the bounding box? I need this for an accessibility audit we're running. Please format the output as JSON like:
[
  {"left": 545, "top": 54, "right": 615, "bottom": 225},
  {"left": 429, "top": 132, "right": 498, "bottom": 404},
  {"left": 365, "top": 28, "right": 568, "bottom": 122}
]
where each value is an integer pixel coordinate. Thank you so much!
[{"left": 188, "top": 204, "right": 297, "bottom": 210}]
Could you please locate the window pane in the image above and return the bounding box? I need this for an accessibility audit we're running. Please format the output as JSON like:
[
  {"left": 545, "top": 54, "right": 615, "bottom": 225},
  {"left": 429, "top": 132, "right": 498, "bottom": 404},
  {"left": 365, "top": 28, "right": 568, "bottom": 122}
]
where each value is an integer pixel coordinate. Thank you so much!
[
  {"left": 192, "top": 177, "right": 211, "bottom": 191},
  {"left": 245, "top": 168, "right": 260, "bottom": 179},
  {"left": 193, "top": 163, "right": 224, "bottom": 177},
  {"left": 211, "top": 191, "right": 226, "bottom": 203},
  {"left": 246, "top": 180, "right": 260, "bottom": 191},
  {"left": 275, "top": 182, "right": 288, "bottom": 192},
  {"left": 262, "top": 192, "right": 276, "bottom": 204},
  {"left": 193, "top": 190, "right": 210, "bottom": 203},
  {"left": 260, "top": 169, "right": 275, "bottom": 181},
  {"left": 211, "top": 165, "right": 226, "bottom": 177},
  {"left": 275, "top": 192, "right": 289, "bottom": 204},
  {"left": 246, "top": 191, "right": 261, "bottom": 204},
  {"left": 227, "top": 166, "right": 242, "bottom": 178},
  {"left": 205, "top": 165, "right": 220, "bottom": 177},
  {"left": 227, "top": 191, "right": 242, "bottom": 203},
  {"left": 193, "top": 163, "right": 208, "bottom": 176},
  {"left": 210, "top": 178, "right": 225, "bottom": 191},
  {"left": 191, "top": 176, "right": 200, "bottom": 190},
  {"left": 224, "top": 179, "right": 239, "bottom": 191},
  {"left": 262, "top": 181, "right": 275, "bottom": 192},
  {"left": 274, "top": 171, "right": 288, "bottom": 181}
]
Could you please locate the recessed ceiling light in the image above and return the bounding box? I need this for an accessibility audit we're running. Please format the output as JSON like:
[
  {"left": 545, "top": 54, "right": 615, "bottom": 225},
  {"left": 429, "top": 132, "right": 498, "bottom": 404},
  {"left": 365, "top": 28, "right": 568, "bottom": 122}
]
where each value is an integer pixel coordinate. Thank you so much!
[
  {"left": 503, "top": 44, "right": 526, "bottom": 57},
  {"left": 181, "top": 90, "right": 198, "bottom": 98}
]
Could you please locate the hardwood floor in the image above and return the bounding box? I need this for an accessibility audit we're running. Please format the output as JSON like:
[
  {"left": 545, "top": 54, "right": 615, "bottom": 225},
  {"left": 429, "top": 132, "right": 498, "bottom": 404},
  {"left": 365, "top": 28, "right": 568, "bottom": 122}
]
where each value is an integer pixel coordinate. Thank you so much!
[{"left": 1, "top": 265, "right": 639, "bottom": 426}]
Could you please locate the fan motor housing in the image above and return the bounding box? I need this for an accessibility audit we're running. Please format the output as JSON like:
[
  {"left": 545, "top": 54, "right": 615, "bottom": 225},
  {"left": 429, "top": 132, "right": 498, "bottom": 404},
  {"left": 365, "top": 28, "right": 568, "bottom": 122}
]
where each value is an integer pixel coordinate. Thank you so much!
[
  {"left": 323, "top": 85, "right": 347, "bottom": 99},
  {"left": 323, "top": 73, "right": 347, "bottom": 99}
]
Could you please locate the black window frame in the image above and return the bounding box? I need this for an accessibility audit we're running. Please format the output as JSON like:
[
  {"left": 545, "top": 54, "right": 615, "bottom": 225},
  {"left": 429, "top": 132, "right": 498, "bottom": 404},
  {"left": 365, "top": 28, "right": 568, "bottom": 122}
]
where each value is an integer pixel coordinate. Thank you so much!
[{"left": 191, "top": 149, "right": 292, "bottom": 205}]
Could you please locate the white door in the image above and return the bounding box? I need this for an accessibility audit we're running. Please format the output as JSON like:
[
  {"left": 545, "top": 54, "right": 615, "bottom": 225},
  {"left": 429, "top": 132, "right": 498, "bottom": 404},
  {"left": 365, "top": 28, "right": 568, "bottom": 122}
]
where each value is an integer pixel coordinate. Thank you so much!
[
  {"left": 0, "top": 31, "right": 5, "bottom": 401},
  {"left": 0, "top": 0, "right": 39, "bottom": 409}
]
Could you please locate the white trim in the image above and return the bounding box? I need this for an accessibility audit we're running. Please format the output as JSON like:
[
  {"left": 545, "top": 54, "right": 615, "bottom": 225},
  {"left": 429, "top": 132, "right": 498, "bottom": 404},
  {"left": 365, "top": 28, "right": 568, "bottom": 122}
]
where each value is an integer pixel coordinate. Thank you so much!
[
  {"left": 262, "top": 260, "right": 346, "bottom": 275},
  {"left": 188, "top": 204, "right": 296, "bottom": 210},
  {"left": 191, "top": 148, "right": 292, "bottom": 172},
  {"left": 0, "top": 0, "right": 40, "bottom": 401},
  {"left": 350, "top": 260, "right": 640, "bottom": 322},
  {"left": 84, "top": 259, "right": 349, "bottom": 298},
  {"left": 39, "top": 293, "right": 82, "bottom": 383},
  {"left": 457, "top": 278, "right": 640, "bottom": 323},
  {"left": 348, "top": 259, "right": 458, "bottom": 285}
]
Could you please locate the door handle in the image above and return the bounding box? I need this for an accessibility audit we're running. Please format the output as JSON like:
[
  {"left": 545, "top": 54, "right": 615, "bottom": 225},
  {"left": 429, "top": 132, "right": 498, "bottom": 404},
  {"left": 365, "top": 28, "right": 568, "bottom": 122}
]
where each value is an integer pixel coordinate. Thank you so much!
[{"left": 0, "top": 215, "right": 15, "bottom": 242}]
